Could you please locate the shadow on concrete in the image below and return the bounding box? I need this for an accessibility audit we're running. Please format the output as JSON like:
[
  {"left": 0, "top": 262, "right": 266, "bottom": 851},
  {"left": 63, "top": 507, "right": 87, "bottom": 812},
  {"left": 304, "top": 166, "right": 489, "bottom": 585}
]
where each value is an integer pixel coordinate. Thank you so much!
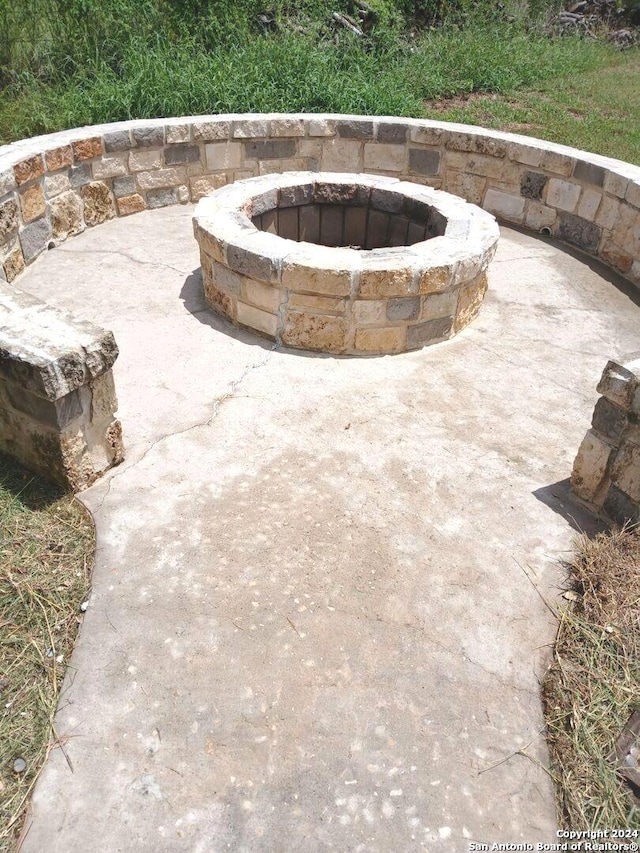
[{"left": 533, "top": 478, "right": 609, "bottom": 538}]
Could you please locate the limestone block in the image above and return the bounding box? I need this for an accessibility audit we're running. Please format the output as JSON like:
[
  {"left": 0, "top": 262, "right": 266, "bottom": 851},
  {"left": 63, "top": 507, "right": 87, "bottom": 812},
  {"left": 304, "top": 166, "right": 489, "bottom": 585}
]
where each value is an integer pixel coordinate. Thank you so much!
[
  {"left": 600, "top": 240, "right": 633, "bottom": 275},
  {"left": 204, "top": 280, "right": 236, "bottom": 320},
  {"left": 625, "top": 181, "right": 640, "bottom": 209},
  {"left": 446, "top": 152, "right": 504, "bottom": 180},
  {"left": 602, "top": 171, "right": 628, "bottom": 199},
  {"left": 282, "top": 310, "right": 346, "bottom": 352},
  {"left": 129, "top": 149, "right": 163, "bottom": 172},
  {"left": 282, "top": 247, "right": 354, "bottom": 296},
  {"left": 507, "top": 142, "right": 543, "bottom": 168},
  {"left": 288, "top": 293, "right": 346, "bottom": 314},
  {"left": 45, "top": 146, "right": 73, "bottom": 171},
  {"left": 386, "top": 296, "right": 420, "bottom": 322},
  {"left": 409, "top": 148, "right": 441, "bottom": 176},
  {"left": 595, "top": 195, "right": 619, "bottom": 230},
  {"left": 244, "top": 139, "right": 297, "bottom": 161},
  {"left": 103, "top": 130, "right": 132, "bottom": 152},
  {"left": 556, "top": 212, "right": 601, "bottom": 253},
  {"left": 573, "top": 161, "right": 605, "bottom": 187},
  {"left": 359, "top": 257, "right": 414, "bottom": 298},
  {"left": 610, "top": 442, "right": 640, "bottom": 502},
  {"left": 237, "top": 301, "right": 277, "bottom": 337},
  {"left": 147, "top": 188, "right": 178, "bottom": 209},
  {"left": 307, "top": 119, "right": 336, "bottom": 137},
  {"left": 577, "top": 188, "right": 602, "bottom": 221},
  {"left": 354, "top": 326, "right": 406, "bottom": 353},
  {"left": 241, "top": 278, "right": 282, "bottom": 314},
  {"left": 483, "top": 189, "right": 525, "bottom": 222},
  {"left": 336, "top": 120, "right": 374, "bottom": 140},
  {"left": 72, "top": 137, "right": 104, "bottom": 162},
  {"left": 416, "top": 264, "right": 454, "bottom": 295},
  {"left": 409, "top": 126, "right": 443, "bottom": 146},
  {"left": 540, "top": 150, "right": 574, "bottom": 177},
  {"left": 112, "top": 175, "right": 136, "bottom": 198},
  {"left": 19, "top": 217, "right": 52, "bottom": 262},
  {"left": 69, "top": 164, "right": 91, "bottom": 188},
  {"left": 591, "top": 396, "right": 627, "bottom": 442},
  {"left": 136, "top": 168, "right": 185, "bottom": 190},
  {"left": 3, "top": 245, "right": 25, "bottom": 281},
  {"left": 132, "top": 126, "right": 164, "bottom": 147},
  {"left": 258, "top": 158, "right": 308, "bottom": 176},
  {"left": 421, "top": 289, "right": 458, "bottom": 321},
  {"left": 211, "top": 262, "right": 244, "bottom": 295},
  {"left": 165, "top": 145, "right": 201, "bottom": 165},
  {"left": 92, "top": 155, "right": 128, "bottom": 180},
  {"left": 546, "top": 179, "right": 581, "bottom": 213},
  {"left": 232, "top": 119, "right": 269, "bottom": 139},
  {"left": 321, "top": 139, "right": 361, "bottom": 172},
  {"left": 525, "top": 201, "right": 556, "bottom": 231},
  {"left": 193, "top": 121, "right": 231, "bottom": 141},
  {"left": 364, "top": 144, "right": 405, "bottom": 173},
  {"left": 0, "top": 169, "right": 16, "bottom": 196},
  {"left": 406, "top": 316, "right": 453, "bottom": 349},
  {"left": 19, "top": 184, "right": 46, "bottom": 224},
  {"left": 14, "top": 155, "right": 44, "bottom": 186},
  {"left": 270, "top": 119, "right": 305, "bottom": 137},
  {"left": 597, "top": 358, "right": 640, "bottom": 409},
  {"left": 571, "top": 428, "right": 615, "bottom": 503},
  {"left": 520, "top": 171, "right": 548, "bottom": 201},
  {"left": 0, "top": 198, "right": 18, "bottom": 241},
  {"left": 165, "top": 123, "right": 192, "bottom": 144},
  {"left": 205, "top": 142, "right": 242, "bottom": 171},
  {"left": 352, "top": 300, "right": 386, "bottom": 325},
  {"left": 50, "top": 191, "right": 84, "bottom": 241},
  {"left": 81, "top": 182, "right": 115, "bottom": 227},
  {"left": 454, "top": 274, "right": 488, "bottom": 332},
  {"left": 44, "top": 173, "right": 71, "bottom": 198},
  {"left": 116, "top": 194, "right": 146, "bottom": 216},
  {"left": 189, "top": 175, "right": 227, "bottom": 201},
  {"left": 444, "top": 171, "right": 485, "bottom": 205}
]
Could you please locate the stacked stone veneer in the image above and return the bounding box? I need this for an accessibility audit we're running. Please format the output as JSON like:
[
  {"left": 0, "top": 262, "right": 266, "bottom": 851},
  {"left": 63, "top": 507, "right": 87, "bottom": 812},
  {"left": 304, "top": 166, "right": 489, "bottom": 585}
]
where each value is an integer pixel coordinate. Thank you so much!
[
  {"left": 0, "top": 113, "right": 638, "bottom": 290},
  {"left": 572, "top": 354, "right": 640, "bottom": 524},
  {"left": 0, "top": 288, "right": 123, "bottom": 490},
  {"left": 193, "top": 173, "right": 499, "bottom": 354}
]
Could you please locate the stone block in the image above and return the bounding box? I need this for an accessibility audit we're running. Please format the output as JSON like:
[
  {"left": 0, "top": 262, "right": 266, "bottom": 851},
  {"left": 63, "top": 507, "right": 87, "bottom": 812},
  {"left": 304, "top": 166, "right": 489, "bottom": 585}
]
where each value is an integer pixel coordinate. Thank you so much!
[
  {"left": 282, "top": 249, "right": 353, "bottom": 296},
  {"left": 446, "top": 151, "right": 503, "bottom": 180},
  {"left": 573, "top": 160, "right": 605, "bottom": 187},
  {"left": 92, "top": 155, "right": 128, "bottom": 180},
  {"left": 241, "top": 278, "right": 281, "bottom": 314},
  {"left": 406, "top": 316, "right": 453, "bottom": 349},
  {"left": 244, "top": 140, "right": 297, "bottom": 161},
  {"left": 112, "top": 175, "right": 136, "bottom": 198},
  {"left": 68, "top": 164, "right": 92, "bottom": 188},
  {"left": 14, "top": 155, "right": 45, "bottom": 186},
  {"left": 525, "top": 201, "right": 556, "bottom": 231},
  {"left": 3, "top": 246, "right": 25, "bottom": 281},
  {"left": 282, "top": 310, "right": 346, "bottom": 352},
  {"left": 165, "top": 123, "right": 192, "bottom": 144},
  {"left": 19, "top": 184, "right": 46, "bottom": 224},
  {"left": 417, "top": 265, "right": 452, "bottom": 295},
  {"left": 193, "top": 121, "right": 231, "bottom": 141},
  {"left": 595, "top": 196, "right": 619, "bottom": 230},
  {"left": 136, "top": 168, "right": 184, "bottom": 190},
  {"left": 556, "top": 212, "right": 601, "bottom": 253},
  {"left": 386, "top": 296, "right": 420, "bottom": 322},
  {"left": 421, "top": 289, "right": 458, "bottom": 320},
  {"left": 376, "top": 123, "right": 408, "bottom": 144},
  {"left": 116, "top": 193, "right": 146, "bottom": 216},
  {"left": 2, "top": 379, "right": 82, "bottom": 428},
  {"left": 600, "top": 240, "right": 633, "bottom": 275},
  {"left": 205, "top": 142, "right": 242, "bottom": 171},
  {"left": 408, "top": 149, "right": 440, "bottom": 176},
  {"left": 603, "top": 171, "right": 629, "bottom": 199},
  {"left": 19, "top": 217, "right": 52, "bottom": 262},
  {"left": 610, "top": 442, "right": 640, "bottom": 502},
  {"left": 591, "top": 396, "right": 627, "bottom": 442},
  {"left": 227, "top": 244, "right": 279, "bottom": 284},
  {"left": 364, "top": 144, "right": 405, "bottom": 172},
  {"left": 0, "top": 169, "right": 16, "bottom": 196},
  {"left": 45, "top": 145, "right": 73, "bottom": 171},
  {"left": 577, "top": 188, "right": 602, "bottom": 222},
  {"left": 520, "top": 171, "right": 548, "bottom": 200},
  {"left": 81, "top": 182, "right": 115, "bottom": 227},
  {"left": 288, "top": 293, "right": 346, "bottom": 314},
  {"left": 540, "top": 150, "right": 574, "bottom": 177},
  {"left": 270, "top": 118, "right": 305, "bottom": 137},
  {"left": 203, "top": 280, "right": 235, "bottom": 320},
  {"left": 132, "top": 126, "right": 165, "bottom": 147},
  {"left": 103, "top": 130, "right": 132, "bottom": 152},
  {"left": 50, "top": 191, "right": 84, "bottom": 241},
  {"left": 596, "top": 359, "right": 640, "bottom": 409},
  {"left": 165, "top": 145, "right": 201, "bottom": 165},
  {"left": 307, "top": 119, "right": 336, "bottom": 137},
  {"left": 571, "top": 428, "right": 615, "bottom": 503},
  {"left": 146, "top": 188, "right": 178, "bottom": 209},
  {"left": 336, "top": 120, "right": 374, "bottom": 139},
  {"left": 211, "top": 262, "right": 244, "bottom": 295},
  {"left": 321, "top": 139, "right": 361, "bottom": 172},
  {"left": 189, "top": 174, "right": 227, "bottom": 201},
  {"left": 0, "top": 198, "right": 18, "bottom": 240},
  {"left": 626, "top": 181, "right": 640, "bottom": 210},
  {"left": 129, "top": 149, "right": 163, "bottom": 172},
  {"left": 546, "top": 179, "right": 581, "bottom": 213},
  {"left": 353, "top": 299, "right": 386, "bottom": 325},
  {"left": 444, "top": 172, "right": 485, "bottom": 205},
  {"left": 237, "top": 301, "right": 277, "bottom": 338},
  {"left": 72, "top": 137, "right": 103, "bottom": 162},
  {"left": 454, "top": 274, "right": 488, "bottom": 332},
  {"left": 232, "top": 119, "right": 269, "bottom": 139},
  {"left": 409, "top": 126, "right": 444, "bottom": 146},
  {"left": 483, "top": 189, "right": 525, "bottom": 222},
  {"left": 44, "top": 173, "right": 71, "bottom": 198},
  {"left": 354, "top": 326, "right": 406, "bottom": 353}
]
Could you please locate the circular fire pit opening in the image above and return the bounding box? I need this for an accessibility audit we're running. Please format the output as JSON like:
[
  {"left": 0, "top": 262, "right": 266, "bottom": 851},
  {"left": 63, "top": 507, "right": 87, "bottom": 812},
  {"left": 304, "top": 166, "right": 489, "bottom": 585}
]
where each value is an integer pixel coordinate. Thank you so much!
[{"left": 193, "top": 172, "right": 499, "bottom": 355}]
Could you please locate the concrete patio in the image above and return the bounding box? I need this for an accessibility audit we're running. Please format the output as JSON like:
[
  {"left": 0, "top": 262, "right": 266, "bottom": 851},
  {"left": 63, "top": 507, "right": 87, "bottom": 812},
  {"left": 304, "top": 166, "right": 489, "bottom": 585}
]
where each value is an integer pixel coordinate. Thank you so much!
[{"left": 15, "top": 204, "right": 640, "bottom": 852}]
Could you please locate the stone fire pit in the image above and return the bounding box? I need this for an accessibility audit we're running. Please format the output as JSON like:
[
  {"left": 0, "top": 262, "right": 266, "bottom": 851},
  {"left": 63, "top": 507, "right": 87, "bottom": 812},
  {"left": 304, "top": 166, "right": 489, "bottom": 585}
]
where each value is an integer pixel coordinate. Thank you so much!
[{"left": 193, "top": 172, "right": 499, "bottom": 354}]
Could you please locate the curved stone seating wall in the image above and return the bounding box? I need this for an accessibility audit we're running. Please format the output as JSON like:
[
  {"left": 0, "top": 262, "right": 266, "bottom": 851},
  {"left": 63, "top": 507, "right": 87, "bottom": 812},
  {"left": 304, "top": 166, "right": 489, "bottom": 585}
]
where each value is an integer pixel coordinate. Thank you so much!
[{"left": 0, "top": 113, "right": 638, "bottom": 292}]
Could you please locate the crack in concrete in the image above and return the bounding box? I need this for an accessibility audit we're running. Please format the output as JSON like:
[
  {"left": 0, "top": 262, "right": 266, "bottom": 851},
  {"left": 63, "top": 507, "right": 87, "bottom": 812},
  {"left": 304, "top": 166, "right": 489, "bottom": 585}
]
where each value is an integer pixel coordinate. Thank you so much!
[
  {"left": 90, "top": 343, "right": 278, "bottom": 514},
  {"left": 56, "top": 246, "right": 190, "bottom": 278}
]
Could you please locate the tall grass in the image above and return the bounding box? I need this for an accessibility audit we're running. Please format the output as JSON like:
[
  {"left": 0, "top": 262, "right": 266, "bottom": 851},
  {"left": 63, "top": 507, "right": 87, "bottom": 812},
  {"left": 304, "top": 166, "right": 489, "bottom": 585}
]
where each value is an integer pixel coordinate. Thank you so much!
[{"left": 0, "top": 0, "right": 618, "bottom": 142}]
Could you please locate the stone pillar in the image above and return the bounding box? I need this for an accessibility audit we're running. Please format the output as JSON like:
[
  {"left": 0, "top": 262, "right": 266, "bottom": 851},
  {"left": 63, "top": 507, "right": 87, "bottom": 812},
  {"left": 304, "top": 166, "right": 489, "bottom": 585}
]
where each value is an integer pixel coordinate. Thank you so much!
[
  {"left": 571, "top": 353, "right": 640, "bottom": 524},
  {"left": 0, "top": 287, "right": 124, "bottom": 491}
]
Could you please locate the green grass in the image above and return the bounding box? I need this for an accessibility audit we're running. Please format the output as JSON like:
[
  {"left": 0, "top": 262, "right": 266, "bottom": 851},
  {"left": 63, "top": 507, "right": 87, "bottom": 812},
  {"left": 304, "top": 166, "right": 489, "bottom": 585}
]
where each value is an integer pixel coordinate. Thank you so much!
[
  {"left": 425, "top": 51, "right": 640, "bottom": 162},
  {"left": 0, "top": 456, "right": 94, "bottom": 851}
]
